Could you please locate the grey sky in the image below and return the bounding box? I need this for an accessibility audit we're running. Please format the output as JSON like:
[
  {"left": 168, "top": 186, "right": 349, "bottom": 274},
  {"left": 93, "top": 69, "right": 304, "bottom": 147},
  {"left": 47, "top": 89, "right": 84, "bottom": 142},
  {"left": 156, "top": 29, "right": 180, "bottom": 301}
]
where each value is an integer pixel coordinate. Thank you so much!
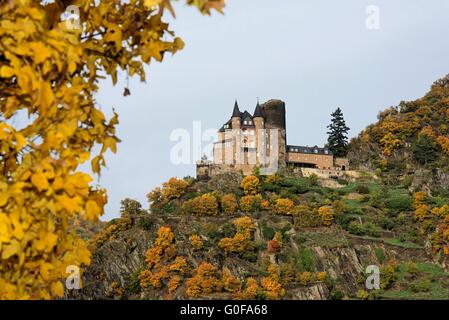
[{"left": 95, "top": 0, "right": 449, "bottom": 220}]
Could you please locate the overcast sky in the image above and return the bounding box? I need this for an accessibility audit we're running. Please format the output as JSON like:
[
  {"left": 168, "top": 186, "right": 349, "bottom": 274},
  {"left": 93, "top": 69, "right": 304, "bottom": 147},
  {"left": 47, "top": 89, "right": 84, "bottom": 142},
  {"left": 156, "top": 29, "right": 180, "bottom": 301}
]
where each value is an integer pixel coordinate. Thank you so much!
[{"left": 95, "top": 0, "right": 449, "bottom": 220}]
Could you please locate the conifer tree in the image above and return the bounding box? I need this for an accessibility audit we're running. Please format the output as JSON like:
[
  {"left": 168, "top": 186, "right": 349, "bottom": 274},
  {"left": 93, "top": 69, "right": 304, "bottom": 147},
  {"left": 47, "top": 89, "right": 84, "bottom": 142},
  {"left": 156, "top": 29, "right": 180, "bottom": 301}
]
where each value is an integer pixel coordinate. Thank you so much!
[
  {"left": 412, "top": 134, "right": 439, "bottom": 165},
  {"left": 326, "top": 108, "right": 350, "bottom": 157}
]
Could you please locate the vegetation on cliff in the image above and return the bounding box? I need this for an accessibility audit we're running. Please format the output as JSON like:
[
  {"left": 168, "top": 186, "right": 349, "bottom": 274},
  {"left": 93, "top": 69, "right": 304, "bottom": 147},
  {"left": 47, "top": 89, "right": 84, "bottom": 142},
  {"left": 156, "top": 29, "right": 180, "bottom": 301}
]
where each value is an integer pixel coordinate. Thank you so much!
[
  {"left": 81, "top": 167, "right": 448, "bottom": 300},
  {"left": 77, "top": 75, "right": 449, "bottom": 300}
]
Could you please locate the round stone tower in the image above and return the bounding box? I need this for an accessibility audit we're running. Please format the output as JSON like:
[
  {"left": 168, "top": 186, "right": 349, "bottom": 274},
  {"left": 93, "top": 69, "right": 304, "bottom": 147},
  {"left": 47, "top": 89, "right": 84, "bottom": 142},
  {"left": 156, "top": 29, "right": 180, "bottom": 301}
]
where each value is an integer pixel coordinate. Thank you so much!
[{"left": 260, "top": 99, "right": 287, "bottom": 168}]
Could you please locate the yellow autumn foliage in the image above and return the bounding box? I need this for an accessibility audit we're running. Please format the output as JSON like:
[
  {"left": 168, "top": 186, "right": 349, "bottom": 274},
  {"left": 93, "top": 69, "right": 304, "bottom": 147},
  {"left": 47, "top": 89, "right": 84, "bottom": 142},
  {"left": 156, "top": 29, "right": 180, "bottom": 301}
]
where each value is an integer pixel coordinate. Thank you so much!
[
  {"left": 241, "top": 175, "right": 260, "bottom": 195},
  {"left": 0, "top": 0, "right": 224, "bottom": 299}
]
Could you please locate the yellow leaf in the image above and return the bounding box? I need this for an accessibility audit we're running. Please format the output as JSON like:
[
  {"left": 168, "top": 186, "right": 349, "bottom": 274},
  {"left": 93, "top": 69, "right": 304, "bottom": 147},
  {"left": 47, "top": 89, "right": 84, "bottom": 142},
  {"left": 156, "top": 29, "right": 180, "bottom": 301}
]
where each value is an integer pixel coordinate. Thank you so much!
[
  {"left": 104, "top": 25, "right": 123, "bottom": 50},
  {"left": 25, "top": 7, "right": 44, "bottom": 20},
  {"left": 102, "top": 137, "right": 117, "bottom": 153},
  {"left": 44, "top": 233, "right": 58, "bottom": 252},
  {"left": 68, "top": 61, "right": 77, "bottom": 73},
  {"left": 0, "top": 214, "right": 12, "bottom": 242},
  {"left": 38, "top": 81, "right": 55, "bottom": 109},
  {"left": 57, "top": 194, "right": 82, "bottom": 215},
  {"left": 0, "top": 193, "right": 8, "bottom": 207},
  {"left": 91, "top": 156, "right": 104, "bottom": 174},
  {"left": 144, "top": 0, "right": 163, "bottom": 8},
  {"left": 31, "top": 173, "right": 49, "bottom": 192},
  {"left": 14, "top": 133, "right": 26, "bottom": 151},
  {"left": 2, "top": 240, "right": 20, "bottom": 259},
  {"left": 0, "top": 66, "right": 15, "bottom": 78},
  {"left": 52, "top": 176, "right": 64, "bottom": 191},
  {"left": 40, "top": 262, "right": 52, "bottom": 281},
  {"left": 85, "top": 200, "right": 101, "bottom": 220},
  {"left": 29, "top": 42, "right": 52, "bottom": 64},
  {"left": 50, "top": 281, "right": 64, "bottom": 297}
]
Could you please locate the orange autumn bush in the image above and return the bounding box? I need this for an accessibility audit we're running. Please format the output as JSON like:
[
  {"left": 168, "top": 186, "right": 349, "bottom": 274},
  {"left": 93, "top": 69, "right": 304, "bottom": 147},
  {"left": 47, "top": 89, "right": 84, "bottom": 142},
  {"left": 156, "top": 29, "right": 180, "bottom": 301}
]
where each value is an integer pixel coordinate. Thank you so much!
[
  {"left": 238, "top": 277, "right": 260, "bottom": 299},
  {"left": 241, "top": 175, "right": 260, "bottom": 195},
  {"left": 139, "top": 226, "right": 189, "bottom": 293},
  {"left": 182, "top": 193, "right": 219, "bottom": 215},
  {"left": 190, "top": 234, "right": 204, "bottom": 250},
  {"left": 273, "top": 198, "right": 294, "bottom": 215},
  {"left": 221, "top": 193, "right": 238, "bottom": 214},
  {"left": 219, "top": 216, "right": 255, "bottom": 255},
  {"left": 221, "top": 267, "right": 241, "bottom": 293},
  {"left": 318, "top": 206, "right": 335, "bottom": 226},
  {"left": 239, "top": 195, "right": 262, "bottom": 212},
  {"left": 186, "top": 262, "right": 222, "bottom": 298},
  {"left": 261, "top": 264, "right": 285, "bottom": 300}
]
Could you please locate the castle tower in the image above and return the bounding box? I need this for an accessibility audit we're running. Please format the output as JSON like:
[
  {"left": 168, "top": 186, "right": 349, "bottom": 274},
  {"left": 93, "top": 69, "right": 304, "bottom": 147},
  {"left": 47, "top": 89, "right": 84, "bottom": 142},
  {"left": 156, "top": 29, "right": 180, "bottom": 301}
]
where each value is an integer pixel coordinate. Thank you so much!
[
  {"left": 253, "top": 101, "right": 265, "bottom": 165},
  {"left": 231, "top": 100, "right": 241, "bottom": 165},
  {"left": 260, "top": 99, "right": 287, "bottom": 169}
]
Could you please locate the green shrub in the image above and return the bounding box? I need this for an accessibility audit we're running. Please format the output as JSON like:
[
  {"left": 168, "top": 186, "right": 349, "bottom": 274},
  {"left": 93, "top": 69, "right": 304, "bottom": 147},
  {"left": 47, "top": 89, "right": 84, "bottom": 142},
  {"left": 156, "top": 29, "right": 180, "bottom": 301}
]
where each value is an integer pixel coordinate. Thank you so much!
[
  {"left": 402, "top": 175, "right": 414, "bottom": 188},
  {"left": 295, "top": 233, "right": 307, "bottom": 244},
  {"left": 278, "top": 177, "right": 310, "bottom": 194},
  {"left": 296, "top": 247, "right": 316, "bottom": 272},
  {"left": 336, "top": 215, "right": 357, "bottom": 229},
  {"left": 241, "top": 251, "right": 258, "bottom": 262},
  {"left": 261, "top": 183, "right": 280, "bottom": 193},
  {"left": 356, "top": 184, "right": 370, "bottom": 194},
  {"left": 410, "top": 279, "right": 431, "bottom": 293},
  {"left": 137, "top": 216, "right": 152, "bottom": 230},
  {"left": 262, "top": 225, "right": 276, "bottom": 240},
  {"left": 347, "top": 221, "right": 382, "bottom": 237},
  {"left": 330, "top": 290, "right": 344, "bottom": 300},
  {"left": 386, "top": 191, "right": 412, "bottom": 213},
  {"left": 222, "top": 222, "right": 236, "bottom": 238},
  {"left": 347, "top": 221, "right": 364, "bottom": 235},
  {"left": 378, "top": 216, "right": 396, "bottom": 230},
  {"left": 374, "top": 247, "right": 386, "bottom": 264},
  {"left": 126, "top": 269, "right": 143, "bottom": 295}
]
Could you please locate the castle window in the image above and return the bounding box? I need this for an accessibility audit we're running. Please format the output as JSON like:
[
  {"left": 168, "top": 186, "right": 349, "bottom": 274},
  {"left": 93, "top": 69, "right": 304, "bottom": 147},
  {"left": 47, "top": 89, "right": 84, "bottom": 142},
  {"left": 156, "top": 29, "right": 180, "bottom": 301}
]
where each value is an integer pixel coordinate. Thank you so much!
[{"left": 314, "top": 149, "right": 318, "bottom": 153}]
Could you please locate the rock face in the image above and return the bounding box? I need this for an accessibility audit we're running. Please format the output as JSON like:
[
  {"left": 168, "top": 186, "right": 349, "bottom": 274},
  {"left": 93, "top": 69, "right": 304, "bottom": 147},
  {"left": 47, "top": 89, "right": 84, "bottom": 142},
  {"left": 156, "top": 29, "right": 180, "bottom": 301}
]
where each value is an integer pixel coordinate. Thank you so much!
[
  {"left": 411, "top": 168, "right": 449, "bottom": 194},
  {"left": 68, "top": 213, "right": 433, "bottom": 300}
]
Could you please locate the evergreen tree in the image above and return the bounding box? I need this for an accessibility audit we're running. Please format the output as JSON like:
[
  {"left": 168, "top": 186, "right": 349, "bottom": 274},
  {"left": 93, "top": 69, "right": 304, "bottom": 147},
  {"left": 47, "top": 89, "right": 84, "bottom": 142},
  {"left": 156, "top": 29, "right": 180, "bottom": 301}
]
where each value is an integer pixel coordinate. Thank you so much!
[
  {"left": 412, "top": 134, "right": 439, "bottom": 165},
  {"left": 327, "top": 108, "right": 350, "bottom": 157}
]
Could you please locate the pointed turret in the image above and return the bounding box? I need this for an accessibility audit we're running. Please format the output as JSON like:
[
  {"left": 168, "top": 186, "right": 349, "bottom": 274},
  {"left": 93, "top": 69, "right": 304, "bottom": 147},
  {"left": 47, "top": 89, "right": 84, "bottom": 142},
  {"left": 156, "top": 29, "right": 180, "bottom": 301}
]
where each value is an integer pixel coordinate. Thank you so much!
[
  {"left": 253, "top": 101, "right": 264, "bottom": 118},
  {"left": 232, "top": 100, "right": 241, "bottom": 118}
]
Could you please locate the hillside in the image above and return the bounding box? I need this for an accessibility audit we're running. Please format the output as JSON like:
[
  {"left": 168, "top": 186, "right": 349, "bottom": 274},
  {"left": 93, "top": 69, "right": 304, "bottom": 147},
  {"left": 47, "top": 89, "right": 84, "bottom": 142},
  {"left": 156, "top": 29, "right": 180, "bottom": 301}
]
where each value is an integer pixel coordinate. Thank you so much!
[
  {"left": 71, "top": 171, "right": 449, "bottom": 300},
  {"left": 70, "top": 75, "right": 449, "bottom": 300},
  {"left": 348, "top": 74, "right": 449, "bottom": 192}
]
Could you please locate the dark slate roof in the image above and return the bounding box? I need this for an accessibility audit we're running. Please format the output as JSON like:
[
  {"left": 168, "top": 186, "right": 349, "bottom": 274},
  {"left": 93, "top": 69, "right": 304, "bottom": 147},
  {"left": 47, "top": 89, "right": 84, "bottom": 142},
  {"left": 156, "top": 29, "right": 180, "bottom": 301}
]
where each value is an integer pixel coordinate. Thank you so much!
[
  {"left": 241, "top": 111, "right": 252, "bottom": 120},
  {"left": 218, "top": 119, "right": 232, "bottom": 132},
  {"left": 253, "top": 102, "right": 264, "bottom": 118},
  {"left": 232, "top": 100, "right": 241, "bottom": 118},
  {"left": 287, "top": 145, "right": 332, "bottom": 155},
  {"left": 220, "top": 101, "right": 260, "bottom": 132}
]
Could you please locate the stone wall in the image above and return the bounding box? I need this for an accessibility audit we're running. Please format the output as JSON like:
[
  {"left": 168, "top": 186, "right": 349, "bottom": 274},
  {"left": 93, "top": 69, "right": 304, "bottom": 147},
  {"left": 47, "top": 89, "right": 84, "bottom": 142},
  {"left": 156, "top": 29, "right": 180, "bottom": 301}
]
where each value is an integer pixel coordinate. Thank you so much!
[
  {"left": 334, "top": 157, "right": 349, "bottom": 169},
  {"left": 300, "top": 167, "right": 360, "bottom": 179},
  {"left": 287, "top": 152, "right": 334, "bottom": 169}
]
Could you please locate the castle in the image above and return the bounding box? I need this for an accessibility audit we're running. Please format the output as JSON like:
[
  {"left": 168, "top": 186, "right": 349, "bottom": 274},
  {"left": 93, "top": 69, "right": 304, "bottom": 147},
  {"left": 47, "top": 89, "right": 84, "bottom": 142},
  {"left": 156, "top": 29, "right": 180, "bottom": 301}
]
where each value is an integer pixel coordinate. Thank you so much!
[{"left": 197, "top": 99, "right": 349, "bottom": 178}]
